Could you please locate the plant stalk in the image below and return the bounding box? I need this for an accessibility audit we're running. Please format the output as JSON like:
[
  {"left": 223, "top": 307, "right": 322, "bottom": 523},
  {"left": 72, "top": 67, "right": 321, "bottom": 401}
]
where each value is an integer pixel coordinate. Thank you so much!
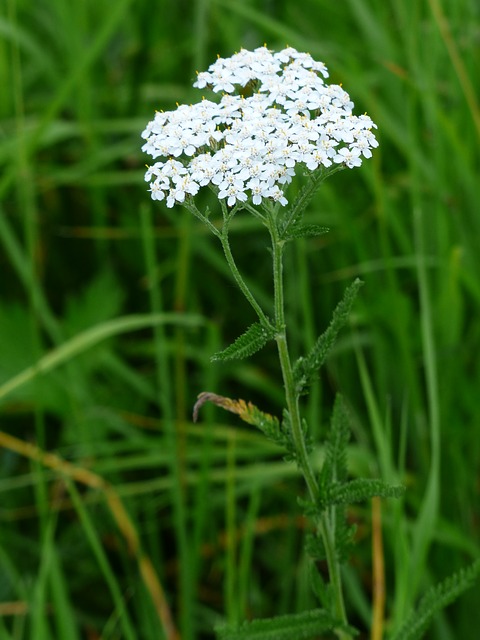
[
  {"left": 269, "top": 219, "right": 350, "bottom": 639},
  {"left": 219, "top": 226, "right": 272, "bottom": 329}
]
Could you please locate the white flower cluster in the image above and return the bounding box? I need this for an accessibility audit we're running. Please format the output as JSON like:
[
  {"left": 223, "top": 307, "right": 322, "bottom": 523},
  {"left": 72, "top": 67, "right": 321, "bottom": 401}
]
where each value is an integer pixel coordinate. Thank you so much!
[{"left": 142, "top": 46, "right": 378, "bottom": 208}]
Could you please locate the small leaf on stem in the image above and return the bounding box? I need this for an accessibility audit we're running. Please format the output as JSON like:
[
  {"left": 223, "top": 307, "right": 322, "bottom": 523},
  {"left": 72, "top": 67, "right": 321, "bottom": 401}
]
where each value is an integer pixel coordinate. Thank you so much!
[{"left": 211, "top": 321, "right": 275, "bottom": 361}]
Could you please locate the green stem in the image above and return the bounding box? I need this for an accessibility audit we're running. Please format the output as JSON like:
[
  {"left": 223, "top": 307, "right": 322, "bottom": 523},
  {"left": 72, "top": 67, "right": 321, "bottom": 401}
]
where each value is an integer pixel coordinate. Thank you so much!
[
  {"left": 219, "top": 224, "right": 272, "bottom": 329},
  {"left": 268, "top": 216, "right": 350, "bottom": 639},
  {"left": 183, "top": 199, "right": 221, "bottom": 237},
  {"left": 186, "top": 199, "right": 272, "bottom": 329}
]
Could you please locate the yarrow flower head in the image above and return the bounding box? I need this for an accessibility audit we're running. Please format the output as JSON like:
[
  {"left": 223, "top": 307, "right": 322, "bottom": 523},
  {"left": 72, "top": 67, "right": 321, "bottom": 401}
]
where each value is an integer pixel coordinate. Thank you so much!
[{"left": 141, "top": 46, "right": 378, "bottom": 208}]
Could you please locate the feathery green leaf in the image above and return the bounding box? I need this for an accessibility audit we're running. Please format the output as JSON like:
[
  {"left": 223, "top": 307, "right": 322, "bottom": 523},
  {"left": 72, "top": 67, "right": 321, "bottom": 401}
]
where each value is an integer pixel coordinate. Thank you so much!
[
  {"left": 283, "top": 224, "right": 330, "bottom": 241},
  {"left": 216, "top": 607, "right": 355, "bottom": 640},
  {"left": 320, "top": 394, "right": 351, "bottom": 489},
  {"left": 390, "top": 559, "right": 480, "bottom": 640},
  {"left": 326, "top": 479, "right": 405, "bottom": 508},
  {"left": 294, "top": 279, "right": 363, "bottom": 394},
  {"left": 278, "top": 165, "right": 343, "bottom": 239},
  {"left": 211, "top": 321, "right": 275, "bottom": 361}
]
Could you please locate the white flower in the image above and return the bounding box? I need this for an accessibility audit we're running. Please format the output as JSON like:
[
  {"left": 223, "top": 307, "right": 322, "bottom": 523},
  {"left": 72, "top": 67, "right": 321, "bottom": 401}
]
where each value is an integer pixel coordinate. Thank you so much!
[
  {"left": 218, "top": 183, "right": 248, "bottom": 207},
  {"left": 334, "top": 146, "right": 362, "bottom": 168},
  {"left": 143, "top": 47, "right": 378, "bottom": 208},
  {"left": 268, "top": 185, "right": 288, "bottom": 206},
  {"left": 149, "top": 180, "right": 166, "bottom": 201}
]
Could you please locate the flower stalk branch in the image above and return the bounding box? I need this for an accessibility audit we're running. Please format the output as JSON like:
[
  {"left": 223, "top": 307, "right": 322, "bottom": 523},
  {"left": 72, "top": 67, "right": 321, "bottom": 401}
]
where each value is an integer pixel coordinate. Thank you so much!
[{"left": 219, "top": 206, "right": 272, "bottom": 330}]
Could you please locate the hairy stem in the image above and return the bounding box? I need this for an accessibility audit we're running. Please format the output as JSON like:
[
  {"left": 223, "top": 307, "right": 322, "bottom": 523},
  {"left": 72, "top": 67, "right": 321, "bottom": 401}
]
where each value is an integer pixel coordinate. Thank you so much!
[
  {"left": 185, "top": 199, "right": 272, "bottom": 328},
  {"left": 219, "top": 224, "right": 272, "bottom": 329},
  {"left": 268, "top": 215, "right": 350, "bottom": 639}
]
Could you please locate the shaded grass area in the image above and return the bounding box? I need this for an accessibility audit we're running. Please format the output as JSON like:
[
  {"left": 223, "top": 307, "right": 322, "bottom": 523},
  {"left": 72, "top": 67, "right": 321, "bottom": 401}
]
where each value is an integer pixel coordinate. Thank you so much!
[{"left": 0, "top": 0, "right": 479, "bottom": 638}]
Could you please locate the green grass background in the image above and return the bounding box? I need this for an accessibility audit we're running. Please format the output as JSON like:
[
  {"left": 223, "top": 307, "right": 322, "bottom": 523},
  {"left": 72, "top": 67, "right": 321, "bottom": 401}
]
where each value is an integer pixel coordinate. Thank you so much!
[{"left": 0, "top": 0, "right": 479, "bottom": 638}]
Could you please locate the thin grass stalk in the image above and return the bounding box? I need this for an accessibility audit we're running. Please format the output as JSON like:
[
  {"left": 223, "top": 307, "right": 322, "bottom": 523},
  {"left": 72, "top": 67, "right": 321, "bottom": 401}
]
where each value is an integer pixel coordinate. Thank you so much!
[
  {"left": 140, "top": 203, "right": 193, "bottom": 638},
  {"left": 226, "top": 430, "right": 238, "bottom": 625},
  {"left": 237, "top": 480, "right": 262, "bottom": 618},
  {"left": 0, "top": 313, "right": 202, "bottom": 404},
  {"left": 0, "top": 619, "right": 14, "bottom": 640},
  {"left": 427, "top": 0, "right": 480, "bottom": 140},
  {"left": 191, "top": 323, "right": 221, "bottom": 594},
  {"left": 411, "top": 203, "right": 441, "bottom": 593},
  {"left": 174, "top": 212, "right": 192, "bottom": 457},
  {"left": 406, "top": 33, "right": 441, "bottom": 592},
  {"left": 0, "top": 544, "right": 28, "bottom": 626},
  {"left": 9, "top": 0, "right": 53, "bottom": 601},
  {"left": 353, "top": 344, "right": 393, "bottom": 481},
  {"left": 48, "top": 554, "right": 81, "bottom": 640},
  {"left": 0, "top": 430, "right": 179, "bottom": 640},
  {"left": 293, "top": 238, "right": 323, "bottom": 440},
  {"left": 31, "top": 512, "right": 56, "bottom": 638},
  {"left": 66, "top": 479, "right": 137, "bottom": 640},
  {"left": 0, "top": 0, "right": 133, "bottom": 200},
  {"left": 192, "top": 0, "right": 210, "bottom": 72}
]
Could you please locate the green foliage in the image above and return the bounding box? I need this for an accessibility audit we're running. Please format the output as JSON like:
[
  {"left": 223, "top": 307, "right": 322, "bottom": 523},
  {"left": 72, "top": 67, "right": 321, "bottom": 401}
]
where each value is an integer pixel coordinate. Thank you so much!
[
  {"left": 318, "top": 396, "right": 405, "bottom": 509},
  {"left": 0, "top": 312, "right": 202, "bottom": 406},
  {"left": 294, "top": 279, "right": 364, "bottom": 395},
  {"left": 314, "top": 396, "right": 403, "bottom": 566},
  {"left": 320, "top": 394, "right": 351, "bottom": 487},
  {"left": 216, "top": 607, "right": 354, "bottom": 640},
  {"left": 309, "top": 563, "right": 334, "bottom": 608},
  {"left": 389, "top": 560, "right": 480, "bottom": 640},
  {"left": 283, "top": 224, "right": 330, "bottom": 241},
  {"left": 278, "top": 166, "right": 342, "bottom": 240},
  {"left": 248, "top": 404, "right": 293, "bottom": 452},
  {"left": 325, "top": 479, "right": 405, "bottom": 507},
  {"left": 278, "top": 409, "right": 299, "bottom": 460},
  {"left": 211, "top": 321, "right": 276, "bottom": 361}
]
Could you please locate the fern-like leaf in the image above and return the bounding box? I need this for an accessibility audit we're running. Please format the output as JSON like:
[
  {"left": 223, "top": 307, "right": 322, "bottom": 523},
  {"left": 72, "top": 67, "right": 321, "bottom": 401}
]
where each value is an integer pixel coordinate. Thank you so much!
[
  {"left": 279, "top": 409, "right": 296, "bottom": 460},
  {"left": 294, "top": 279, "right": 363, "bottom": 394},
  {"left": 390, "top": 559, "right": 480, "bottom": 640},
  {"left": 211, "top": 321, "right": 275, "bottom": 361},
  {"left": 320, "top": 394, "right": 350, "bottom": 489},
  {"left": 278, "top": 165, "right": 344, "bottom": 239},
  {"left": 283, "top": 224, "right": 329, "bottom": 241},
  {"left": 305, "top": 532, "right": 327, "bottom": 563},
  {"left": 278, "top": 171, "right": 326, "bottom": 238},
  {"left": 325, "top": 479, "right": 405, "bottom": 508},
  {"left": 216, "top": 608, "right": 356, "bottom": 640},
  {"left": 315, "top": 395, "right": 352, "bottom": 564}
]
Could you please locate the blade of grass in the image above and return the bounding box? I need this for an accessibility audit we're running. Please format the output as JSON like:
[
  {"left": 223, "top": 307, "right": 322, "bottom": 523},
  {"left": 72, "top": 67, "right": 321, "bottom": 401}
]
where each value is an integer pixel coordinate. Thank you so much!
[
  {"left": 0, "top": 429, "right": 179, "bottom": 639},
  {"left": 140, "top": 203, "right": 193, "bottom": 638},
  {"left": 66, "top": 478, "right": 137, "bottom": 640},
  {"left": 30, "top": 500, "right": 57, "bottom": 640},
  {"left": 47, "top": 540, "right": 82, "bottom": 640},
  {"left": 237, "top": 479, "right": 262, "bottom": 618},
  {"left": 409, "top": 203, "right": 441, "bottom": 597},
  {"left": 0, "top": 0, "right": 133, "bottom": 200},
  {"left": 353, "top": 341, "right": 394, "bottom": 481},
  {"left": 225, "top": 429, "right": 238, "bottom": 626},
  {"left": 0, "top": 312, "right": 203, "bottom": 403},
  {"left": 0, "top": 543, "right": 28, "bottom": 639},
  {"left": 191, "top": 322, "right": 222, "bottom": 610},
  {"left": 8, "top": 0, "right": 52, "bottom": 593},
  {"left": 428, "top": 0, "right": 480, "bottom": 140}
]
